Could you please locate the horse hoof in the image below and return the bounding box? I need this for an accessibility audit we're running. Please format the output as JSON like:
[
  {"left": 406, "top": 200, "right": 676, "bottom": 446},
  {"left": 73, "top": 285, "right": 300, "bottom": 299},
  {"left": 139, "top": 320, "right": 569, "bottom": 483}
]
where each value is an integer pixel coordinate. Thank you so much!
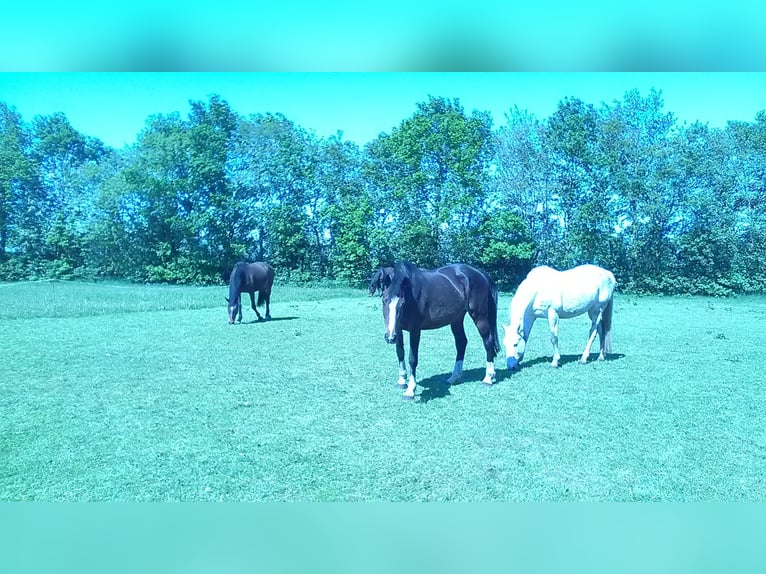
[
  {"left": 482, "top": 380, "right": 494, "bottom": 386},
  {"left": 402, "top": 394, "right": 414, "bottom": 401},
  {"left": 396, "top": 381, "right": 407, "bottom": 388}
]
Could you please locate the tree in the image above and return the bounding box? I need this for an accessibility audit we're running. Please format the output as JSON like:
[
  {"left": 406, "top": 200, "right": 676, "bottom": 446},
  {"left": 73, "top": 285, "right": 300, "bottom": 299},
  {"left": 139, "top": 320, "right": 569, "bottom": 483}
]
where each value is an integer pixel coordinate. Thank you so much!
[
  {"left": 227, "top": 113, "right": 315, "bottom": 278},
  {"left": 544, "top": 97, "right": 615, "bottom": 269},
  {"left": 672, "top": 122, "right": 739, "bottom": 295},
  {"left": 726, "top": 110, "right": 766, "bottom": 292},
  {"left": 493, "top": 107, "right": 559, "bottom": 267},
  {"left": 316, "top": 135, "right": 371, "bottom": 283},
  {"left": 0, "top": 103, "right": 36, "bottom": 272},
  {"left": 473, "top": 210, "right": 535, "bottom": 290},
  {"left": 599, "top": 89, "right": 679, "bottom": 290},
  {"left": 364, "top": 96, "right": 494, "bottom": 268},
  {"left": 27, "top": 112, "right": 106, "bottom": 276}
]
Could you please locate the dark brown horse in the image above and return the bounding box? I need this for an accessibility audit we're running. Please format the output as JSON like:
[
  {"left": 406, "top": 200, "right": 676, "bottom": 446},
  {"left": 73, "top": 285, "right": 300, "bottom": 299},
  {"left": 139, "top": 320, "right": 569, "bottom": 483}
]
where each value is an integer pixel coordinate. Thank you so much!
[
  {"left": 225, "top": 262, "right": 275, "bottom": 324},
  {"left": 382, "top": 261, "right": 500, "bottom": 400},
  {"left": 368, "top": 266, "right": 394, "bottom": 296}
]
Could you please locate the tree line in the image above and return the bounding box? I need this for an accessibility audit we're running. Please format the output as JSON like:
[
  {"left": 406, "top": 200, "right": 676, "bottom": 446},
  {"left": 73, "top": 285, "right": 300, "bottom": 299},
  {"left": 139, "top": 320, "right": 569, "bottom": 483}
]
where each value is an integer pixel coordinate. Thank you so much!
[{"left": 1, "top": 89, "right": 764, "bottom": 295}]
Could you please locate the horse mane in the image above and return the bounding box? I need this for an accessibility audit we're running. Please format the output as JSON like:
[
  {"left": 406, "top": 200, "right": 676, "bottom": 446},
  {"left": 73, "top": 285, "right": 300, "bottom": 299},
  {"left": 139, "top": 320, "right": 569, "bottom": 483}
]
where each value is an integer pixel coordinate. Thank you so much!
[{"left": 389, "top": 261, "right": 421, "bottom": 298}]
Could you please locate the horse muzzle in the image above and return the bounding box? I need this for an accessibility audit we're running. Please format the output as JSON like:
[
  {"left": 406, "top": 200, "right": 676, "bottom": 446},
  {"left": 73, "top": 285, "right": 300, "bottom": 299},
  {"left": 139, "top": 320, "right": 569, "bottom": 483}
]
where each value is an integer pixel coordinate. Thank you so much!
[
  {"left": 506, "top": 356, "right": 520, "bottom": 370},
  {"left": 384, "top": 333, "right": 396, "bottom": 344}
]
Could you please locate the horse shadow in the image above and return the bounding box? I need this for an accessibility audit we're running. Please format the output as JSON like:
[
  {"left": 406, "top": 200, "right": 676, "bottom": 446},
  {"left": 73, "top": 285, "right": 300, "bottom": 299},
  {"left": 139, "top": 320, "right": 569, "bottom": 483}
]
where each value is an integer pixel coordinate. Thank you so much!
[
  {"left": 417, "top": 367, "right": 512, "bottom": 403},
  {"left": 241, "top": 316, "right": 300, "bottom": 324},
  {"left": 520, "top": 353, "right": 626, "bottom": 368}
]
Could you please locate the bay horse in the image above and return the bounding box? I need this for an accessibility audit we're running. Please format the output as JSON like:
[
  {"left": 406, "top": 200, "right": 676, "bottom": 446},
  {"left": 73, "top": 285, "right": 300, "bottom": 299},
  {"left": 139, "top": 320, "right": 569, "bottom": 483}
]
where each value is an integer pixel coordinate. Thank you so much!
[
  {"left": 225, "top": 262, "right": 275, "bottom": 324},
  {"left": 382, "top": 261, "right": 500, "bottom": 400},
  {"left": 502, "top": 264, "right": 616, "bottom": 370},
  {"left": 368, "top": 266, "right": 394, "bottom": 296}
]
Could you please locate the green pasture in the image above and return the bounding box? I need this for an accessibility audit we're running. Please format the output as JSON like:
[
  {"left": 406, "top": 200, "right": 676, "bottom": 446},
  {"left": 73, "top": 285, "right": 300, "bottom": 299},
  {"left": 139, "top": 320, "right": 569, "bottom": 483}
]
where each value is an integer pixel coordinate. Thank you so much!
[{"left": 1, "top": 280, "right": 765, "bottom": 501}]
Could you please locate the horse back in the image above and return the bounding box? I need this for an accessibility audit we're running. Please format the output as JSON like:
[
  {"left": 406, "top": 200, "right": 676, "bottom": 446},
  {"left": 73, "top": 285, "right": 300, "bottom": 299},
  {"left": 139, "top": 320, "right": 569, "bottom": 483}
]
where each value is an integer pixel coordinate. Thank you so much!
[
  {"left": 518, "top": 264, "right": 614, "bottom": 318},
  {"left": 394, "top": 265, "right": 467, "bottom": 330},
  {"left": 230, "top": 262, "right": 274, "bottom": 293}
]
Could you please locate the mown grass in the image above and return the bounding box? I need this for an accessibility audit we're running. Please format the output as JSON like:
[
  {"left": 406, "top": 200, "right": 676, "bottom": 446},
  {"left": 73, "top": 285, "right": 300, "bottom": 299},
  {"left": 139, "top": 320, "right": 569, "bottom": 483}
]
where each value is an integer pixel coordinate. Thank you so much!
[
  {"left": 0, "top": 279, "right": 361, "bottom": 320},
  {"left": 2, "top": 281, "right": 765, "bottom": 500}
]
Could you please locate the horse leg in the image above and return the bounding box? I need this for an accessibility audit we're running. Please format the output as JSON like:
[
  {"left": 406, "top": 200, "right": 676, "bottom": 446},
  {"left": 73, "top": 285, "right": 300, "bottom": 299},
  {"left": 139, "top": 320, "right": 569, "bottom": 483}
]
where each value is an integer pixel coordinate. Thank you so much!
[
  {"left": 597, "top": 322, "right": 606, "bottom": 360},
  {"left": 403, "top": 329, "right": 420, "bottom": 400},
  {"left": 595, "top": 306, "right": 608, "bottom": 360},
  {"left": 237, "top": 295, "right": 243, "bottom": 323},
  {"left": 264, "top": 290, "right": 272, "bottom": 320},
  {"left": 250, "top": 291, "right": 262, "bottom": 321},
  {"left": 547, "top": 307, "right": 561, "bottom": 367},
  {"left": 446, "top": 321, "right": 468, "bottom": 385},
  {"left": 472, "top": 316, "right": 497, "bottom": 385},
  {"left": 395, "top": 332, "right": 407, "bottom": 388},
  {"left": 580, "top": 309, "right": 603, "bottom": 363}
]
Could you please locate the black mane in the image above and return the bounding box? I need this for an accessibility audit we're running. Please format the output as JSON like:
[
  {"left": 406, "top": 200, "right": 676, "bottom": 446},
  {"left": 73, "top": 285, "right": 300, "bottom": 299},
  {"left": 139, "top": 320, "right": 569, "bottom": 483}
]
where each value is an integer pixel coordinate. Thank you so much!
[{"left": 389, "top": 261, "right": 421, "bottom": 297}]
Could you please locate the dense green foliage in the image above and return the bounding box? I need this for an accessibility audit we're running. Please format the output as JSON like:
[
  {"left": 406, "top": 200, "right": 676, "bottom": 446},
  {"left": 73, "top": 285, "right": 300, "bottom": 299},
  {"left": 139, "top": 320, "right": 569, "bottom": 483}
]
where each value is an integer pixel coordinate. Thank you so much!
[
  {"left": 2, "top": 282, "right": 765, "bottom": 500},
  {"left": 1, "top": 90, "right": 765, "bottom": 294}
]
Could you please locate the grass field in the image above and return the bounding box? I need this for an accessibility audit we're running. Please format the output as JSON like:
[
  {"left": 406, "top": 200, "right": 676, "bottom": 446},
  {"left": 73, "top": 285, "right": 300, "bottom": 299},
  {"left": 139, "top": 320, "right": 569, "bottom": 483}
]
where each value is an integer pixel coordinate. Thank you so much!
[{"left": 2, "top": 280, "right": 765, "bottom": 501}]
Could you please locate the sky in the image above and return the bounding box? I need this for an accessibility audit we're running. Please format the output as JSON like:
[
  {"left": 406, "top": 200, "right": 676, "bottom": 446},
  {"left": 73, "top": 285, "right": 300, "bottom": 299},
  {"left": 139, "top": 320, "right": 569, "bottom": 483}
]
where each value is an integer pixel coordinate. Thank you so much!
[{"left": 1, "top": 73, "right": 765, "bottom": 149}]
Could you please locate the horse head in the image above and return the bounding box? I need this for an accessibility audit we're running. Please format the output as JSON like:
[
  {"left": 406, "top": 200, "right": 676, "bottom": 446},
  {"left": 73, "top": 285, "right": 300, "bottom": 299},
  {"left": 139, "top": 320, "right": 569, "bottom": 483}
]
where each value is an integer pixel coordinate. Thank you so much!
[
  {"left": 369, "top": 267, "right": 394, "bottom": 296},
  {"left": 382, "top": 263, "right": 416, "bottom": 343},
  {"left": 225, "top": 296, "right": 242, "bottom": 324},
  {"left": 368, "top": 270, "right": 381, "bottom": 296},
  {"left": 502, "top": 320, "right": 526, "bottom": 370}
]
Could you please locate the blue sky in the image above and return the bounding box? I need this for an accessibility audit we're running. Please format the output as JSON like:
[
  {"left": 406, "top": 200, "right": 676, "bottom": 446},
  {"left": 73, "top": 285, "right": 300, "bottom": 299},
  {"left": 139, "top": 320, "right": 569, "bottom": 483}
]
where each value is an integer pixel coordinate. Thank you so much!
[{"left": 1, "top": 73, "right": 765, "bottom": 149}]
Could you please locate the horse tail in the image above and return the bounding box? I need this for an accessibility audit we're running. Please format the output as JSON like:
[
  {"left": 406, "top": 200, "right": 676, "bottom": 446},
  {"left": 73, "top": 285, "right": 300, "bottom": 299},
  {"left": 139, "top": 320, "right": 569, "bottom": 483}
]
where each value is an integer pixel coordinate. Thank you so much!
[
  {"left": 602, "top": 295, "right": 614, "bottom": 355},
  {"left": 488, "top": 278, "right": 500, "bottom": 357},
  {"left": 257, "top": 290, "right": 266, "bottom": 308}
]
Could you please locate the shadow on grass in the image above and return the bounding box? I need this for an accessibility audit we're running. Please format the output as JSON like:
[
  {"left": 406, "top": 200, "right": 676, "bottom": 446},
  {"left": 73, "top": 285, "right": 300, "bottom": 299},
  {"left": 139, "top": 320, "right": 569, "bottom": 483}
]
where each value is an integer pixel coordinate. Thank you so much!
[
  {"left": 417, "top": 367, "right": 508, "bottom": 403},
  {"left": 240, "top": 316, "right": 300, "bottom": 324},
  {"left": 519, "top": 353, "right": 626, "bottom": 368},
  {"left": 413, "top": 354, "right": 627, "bottom": 402}
]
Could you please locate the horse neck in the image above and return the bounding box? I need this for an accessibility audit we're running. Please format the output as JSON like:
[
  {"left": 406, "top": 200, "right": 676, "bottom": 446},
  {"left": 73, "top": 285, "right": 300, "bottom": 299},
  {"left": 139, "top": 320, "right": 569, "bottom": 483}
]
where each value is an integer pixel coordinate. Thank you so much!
[
  {"left": 510, "top": 284, "right": 536, "bottom": 340},
  {"left": 228, "top": 280, "right": 241, "bottom": 301}
]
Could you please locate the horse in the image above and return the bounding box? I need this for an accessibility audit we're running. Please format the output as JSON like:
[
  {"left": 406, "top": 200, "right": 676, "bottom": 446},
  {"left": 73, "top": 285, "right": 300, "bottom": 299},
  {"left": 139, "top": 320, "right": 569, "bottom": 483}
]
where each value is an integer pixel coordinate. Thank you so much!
[
  {"left": 382, "top": 261, "right": 500, "bottom": 400},
  {"left": 502, "top": 264, "right": 616, "bottom": 370},
  {"left": 225, "top": 262, "right": 275, "bottom": 324},
  {"left": 368, "top": 266, "right": 394, "bottom": 296}
]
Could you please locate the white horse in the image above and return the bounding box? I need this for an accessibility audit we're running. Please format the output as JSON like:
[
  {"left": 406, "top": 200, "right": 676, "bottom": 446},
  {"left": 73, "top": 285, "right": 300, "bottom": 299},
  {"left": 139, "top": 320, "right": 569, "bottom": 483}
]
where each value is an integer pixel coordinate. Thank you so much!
[{"left": 502, "top": 264, "right": 617, "bottom": 369}]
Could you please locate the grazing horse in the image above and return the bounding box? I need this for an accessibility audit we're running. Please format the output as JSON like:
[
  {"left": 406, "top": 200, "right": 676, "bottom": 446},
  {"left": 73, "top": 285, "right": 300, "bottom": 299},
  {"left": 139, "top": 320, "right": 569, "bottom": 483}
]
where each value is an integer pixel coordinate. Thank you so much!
[
  {"left": 225, "top": 262, "right": 275, "bottom": 324},
  {"left": 368, "top": 266, "right": 394, "bottom": 296},
  {"left": 382, "top": 261, "right": 500, "bottom": 400},
  {"left": 502, "top": 264, "right": 616, "bottom": 370}
]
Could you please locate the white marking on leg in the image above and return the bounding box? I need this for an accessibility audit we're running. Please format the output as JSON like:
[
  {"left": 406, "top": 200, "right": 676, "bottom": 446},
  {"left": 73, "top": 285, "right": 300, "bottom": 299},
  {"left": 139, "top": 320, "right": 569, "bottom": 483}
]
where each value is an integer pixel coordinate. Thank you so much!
[
  {"left": 387, "top": 297, "right": 399, "bottom": 338},
  {"left": 404, "top": 374, "right": 416, "bottom": 397},
  {"left": 482, "top": 361, "right": 496, "bottom": 384},
  {"left": 446, "top": 360, "right": 463, "bottom": 384},
  {"left": 397, "top": 360, "right": 407, "bottom": 386}
]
